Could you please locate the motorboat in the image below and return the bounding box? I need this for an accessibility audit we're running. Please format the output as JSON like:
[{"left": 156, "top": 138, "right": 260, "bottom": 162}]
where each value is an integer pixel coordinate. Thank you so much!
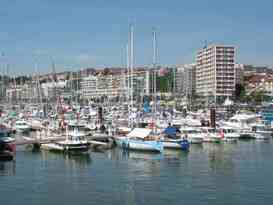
[
  {"left": 200, "top": 127, "right": 222, "bottom": 143},
  {"left": 218, "top": 127, "right": 239, "bottom": 143},
  {"left": 14, "top": 120, "right": 31, "bottom": 133},
  {"left": 252, "top": 124, "right": 272, "bottom": 140},
  {"left": 41, "top": 128, "right": 89, "bottom": 152},
  {"left": 180, "top": 127, "right": 203, "bottom": 144},
  {"left": 0, "top": 125, "right": 16, "bottom": 161}
]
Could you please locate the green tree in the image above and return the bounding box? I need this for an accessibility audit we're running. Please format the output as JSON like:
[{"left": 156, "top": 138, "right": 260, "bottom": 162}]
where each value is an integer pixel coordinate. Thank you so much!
[
  {"left": 251, "top": 90, "right": 266, "bottom": 105},
  {"left": 235, "top": 84, "right": 246, "bottom": 102}
]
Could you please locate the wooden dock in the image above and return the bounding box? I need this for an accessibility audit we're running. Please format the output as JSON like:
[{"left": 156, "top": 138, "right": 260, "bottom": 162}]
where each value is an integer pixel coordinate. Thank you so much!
[{"left": 15, "top": 135, "right": 112, "bottom": 146}]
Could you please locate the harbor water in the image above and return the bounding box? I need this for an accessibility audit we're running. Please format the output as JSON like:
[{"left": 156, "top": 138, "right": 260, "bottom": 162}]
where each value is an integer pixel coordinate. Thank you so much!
[{"left": 1, "top": 138, "right": 273, "bottom": 204}]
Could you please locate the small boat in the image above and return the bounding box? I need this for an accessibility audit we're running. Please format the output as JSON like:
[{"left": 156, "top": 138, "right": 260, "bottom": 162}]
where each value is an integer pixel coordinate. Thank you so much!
[
  {"left": 200, "top": 127, "right": 222, "bottom": 143},
  {"left": 218, "top": 127, "right": 240, "bottom": 143},
  {"left": 115, "top": 128, "right": 163, "bottom": 153},
  {"left": 41, "top": 128, "right": 89, "bottom": 153},
  {"left": 0, "top": 125, "right": 16, "bottom": 161},
  {"left": 252, "top": 125, "right": 272, "bottom": 140},
  {"left": 14, "top": 120, "right": 31, "bottom": 133},
  {"left": 180, "top": 127, "right": 203, "bottom": 144}
]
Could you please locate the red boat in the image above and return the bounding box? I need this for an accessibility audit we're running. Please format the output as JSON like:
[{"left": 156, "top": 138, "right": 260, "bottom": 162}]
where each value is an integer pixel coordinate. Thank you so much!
[{"left": 0, "top": 125, "right": 16, "bottom": 161}]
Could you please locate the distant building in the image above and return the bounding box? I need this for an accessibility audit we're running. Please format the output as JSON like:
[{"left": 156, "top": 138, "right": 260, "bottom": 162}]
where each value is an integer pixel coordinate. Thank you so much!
[
  {"left": 80, "top": 70, "right": 150, "bottom": 100},
  {"left": 196, "top": 44, "right": 235, "bottom": 102},
  {"left": 235, "top": 63, "right": 244, "bottom": 85},
  {"left": 243, "top": 65, "right": 273, "bottom": 75},
  {"left": 244, "top": 73, "right": 273, "bottom": 95},
  {"left": 41, "top": 80, "right": 69, "bottom": 100},
  {"left": 175, "top": 64, "right": 196, "bottom": 97},
  {"left": 0, "top": 81, "right": 5, "bottom": 100}
]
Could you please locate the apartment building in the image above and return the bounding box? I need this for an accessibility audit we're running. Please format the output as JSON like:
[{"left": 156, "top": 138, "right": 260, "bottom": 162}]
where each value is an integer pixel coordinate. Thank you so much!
[
  {"left": 196, "top": 44, "right": 235, "bottom": 101},
  {"left": 176, "top": 64, "right": 196, "bottom": 97},
  {"left": 80, "top": 70, "right": 150, "bottom": 100}
]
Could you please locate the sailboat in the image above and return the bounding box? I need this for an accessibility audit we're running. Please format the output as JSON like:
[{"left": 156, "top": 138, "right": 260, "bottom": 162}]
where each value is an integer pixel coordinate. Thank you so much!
[
  {"left": 115, "top": 128, "right": 163, "bottom": 152},
  {"left": 114, "top": 25, "right": 163, "bottom": 153}
]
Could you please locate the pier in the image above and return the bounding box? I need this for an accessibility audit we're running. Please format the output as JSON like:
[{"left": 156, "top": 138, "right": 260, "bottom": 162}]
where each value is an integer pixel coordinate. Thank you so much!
[{"left": 15, "top": 135, "right": 114, "bottom": 148}]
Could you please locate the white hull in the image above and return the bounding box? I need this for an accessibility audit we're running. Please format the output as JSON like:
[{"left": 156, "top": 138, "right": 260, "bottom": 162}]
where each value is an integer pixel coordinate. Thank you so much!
[
  {"left": 203, "top": 137, "right": 222, "bottom": 143},
  {"left": 188, "top": 137, "right": 203, "bottom": 144},
  {"left": 222, "top": 138, "right": 238, "bottom": 143},
  {"left": 41, "top": 141, "right": 89, "bottom": 152},
  {"left": 254, "top": 132, "right": 271, "bottom": 140},
  {"left": 15, "top": 127, "right": 31, "bottom": 133},
  {"left": 161, "top": 141, "right": 181, "bottom": 149}
]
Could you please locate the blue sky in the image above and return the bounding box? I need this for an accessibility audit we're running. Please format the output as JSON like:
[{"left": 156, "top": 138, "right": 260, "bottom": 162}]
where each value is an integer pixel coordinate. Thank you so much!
[{"left": 0, "top": 0, "right": 273, "bottom": 75}]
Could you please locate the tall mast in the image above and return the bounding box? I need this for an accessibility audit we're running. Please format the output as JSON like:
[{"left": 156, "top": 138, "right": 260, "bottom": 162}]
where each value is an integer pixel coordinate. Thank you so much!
[
  {"left": 35, "top": 63, "right": 41, "bottom": 105},
  {"left": 152, "top": 28, "right": 157, "bottom": 131},
  {"left": 126, "top": 43, "right": 130, "bottom": 102},
  {"left": 130, "top": 25, "right": 134, "bottom": 114},
  {"left": 52, "top": 60, "right": 57, "bottom": 102}
]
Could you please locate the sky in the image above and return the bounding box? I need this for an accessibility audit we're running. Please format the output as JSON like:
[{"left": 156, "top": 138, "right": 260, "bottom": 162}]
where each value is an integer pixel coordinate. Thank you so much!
[{"left": 0, "top": 0, "right": 273, "bottom": 75}]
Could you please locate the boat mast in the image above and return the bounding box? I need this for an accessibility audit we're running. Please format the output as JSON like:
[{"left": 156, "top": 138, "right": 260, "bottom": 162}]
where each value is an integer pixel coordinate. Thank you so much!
[
  {"left": 35, "top": 63, "right": 42, "bottom": 106},
  {"left": 52, "top": 60, "right": 57, "bottom": 103},
  {"left": 130, "top": 25, "right": 134, "bottom": 114},
  {"left": 152, "top": 28, "right": 157, "bottom": 133},
  {"left": 126, "top": 43, "right": 130, "bottom": 104}
]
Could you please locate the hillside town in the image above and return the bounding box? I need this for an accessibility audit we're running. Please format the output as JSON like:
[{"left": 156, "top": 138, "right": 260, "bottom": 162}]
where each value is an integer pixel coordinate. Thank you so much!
[{"left": 1, "top": 44, "right": 272, "bottom": 109}]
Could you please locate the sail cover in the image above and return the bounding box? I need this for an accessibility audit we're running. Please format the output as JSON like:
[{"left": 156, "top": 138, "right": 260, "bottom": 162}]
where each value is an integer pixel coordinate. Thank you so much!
[{"left": 127, "top": 128, "right": 152, "bottom": 139}]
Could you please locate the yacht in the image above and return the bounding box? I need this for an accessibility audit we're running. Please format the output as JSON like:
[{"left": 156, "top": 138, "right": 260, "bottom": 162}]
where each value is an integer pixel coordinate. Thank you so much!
[
  {"left": 180, "top": 127, "right": 203, "bottom": 144},
  {"left": 41, "top": 128, "right": 89, "bottom": 152},
  {"left": 252, "top": 124, "right": 272, "bottom": 140},
  {"left": 14, "top": 120, "right": 31, "bottom": 133},
  {"left": 200, "top": 127, "right": 222, "bottom": 143},
  {"left": 160, "top": 126, "right": 190, "bottom": 150},
  {"left": 218, "top": 127, "right": 240, "bottom": 142}
]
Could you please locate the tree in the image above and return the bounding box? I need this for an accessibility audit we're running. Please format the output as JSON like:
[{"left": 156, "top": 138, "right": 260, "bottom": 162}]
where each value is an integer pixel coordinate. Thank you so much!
[
  {"left": 251, "top": 90, "right": 266, "bottom": 105},
  {"left": 235, "top": 84, "right": 246, "bottom": 102}
]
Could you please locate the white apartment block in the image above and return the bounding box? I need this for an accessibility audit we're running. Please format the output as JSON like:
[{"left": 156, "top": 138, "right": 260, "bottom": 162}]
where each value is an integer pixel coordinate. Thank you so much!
[
  {"left": 177, "top": 64, "right": 196, "bottom": 97},
  {"left": 80, "top": 70, "right": 150, "bottom": 99},
  {"left": 196, "top": 44, "right": 235, "bottom": 99},
  {"left": 235, "top": 63, "right": 244, "bottom": 85}
]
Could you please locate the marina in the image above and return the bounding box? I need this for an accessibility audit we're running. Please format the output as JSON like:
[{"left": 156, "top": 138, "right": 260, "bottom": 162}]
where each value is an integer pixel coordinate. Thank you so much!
[
  {"left": 1, "top": 136, "right": 273, "bottom": 205},
  {"left": 1, "top": 1, "right": 273, "bottom": 204}
]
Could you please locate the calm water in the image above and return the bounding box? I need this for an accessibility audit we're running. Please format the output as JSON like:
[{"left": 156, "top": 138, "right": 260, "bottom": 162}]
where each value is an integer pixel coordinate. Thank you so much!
[{"left": 1, "top": 139, "right": 273, "bottom": 205}]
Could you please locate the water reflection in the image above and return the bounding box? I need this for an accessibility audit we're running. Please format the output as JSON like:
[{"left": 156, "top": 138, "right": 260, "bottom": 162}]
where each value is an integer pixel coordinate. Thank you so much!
[
  {"left": 107, "top": 148, "right": 164, "bottom": 161},
  {"left": 40, "top": 150, "right": 92, "bottom": 169},
  {"left": 203, "top": 143, "right": 235, "bottom": 175},
  {"left": 0, "top": 161, "right": 16, "bottom": 176}
]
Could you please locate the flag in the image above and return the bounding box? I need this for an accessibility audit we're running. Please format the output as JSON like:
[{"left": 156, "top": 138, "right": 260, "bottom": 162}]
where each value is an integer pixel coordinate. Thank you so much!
[
  {"left": 219, "top": 129, "right": 225, "bottom": 139},
  {"left": 158, "top": 68, "right": 168, "bottom": 76}
]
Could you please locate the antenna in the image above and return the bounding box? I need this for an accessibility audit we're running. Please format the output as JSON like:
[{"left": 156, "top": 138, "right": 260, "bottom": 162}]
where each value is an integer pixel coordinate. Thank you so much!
[{"left": 203, "top": 40, "right": 208, "bottom": 49}]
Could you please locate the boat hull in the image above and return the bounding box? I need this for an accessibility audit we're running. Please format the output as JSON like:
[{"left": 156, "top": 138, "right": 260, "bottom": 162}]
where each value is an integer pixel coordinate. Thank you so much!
[
  {"left": 0, "top": 140, "right": 16, "bottom": 161},
  {"left": 115, "top": 137, "right": 163, "bottom": 153},
  {"left": 161, "top": 139, "right": 190, "bottom": 150},
  {"left": 188, "top": 137, "right": 203, "bottom": 144},
  {"left": 41, "top": 142, "right": 89, "bottom": 153}
]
